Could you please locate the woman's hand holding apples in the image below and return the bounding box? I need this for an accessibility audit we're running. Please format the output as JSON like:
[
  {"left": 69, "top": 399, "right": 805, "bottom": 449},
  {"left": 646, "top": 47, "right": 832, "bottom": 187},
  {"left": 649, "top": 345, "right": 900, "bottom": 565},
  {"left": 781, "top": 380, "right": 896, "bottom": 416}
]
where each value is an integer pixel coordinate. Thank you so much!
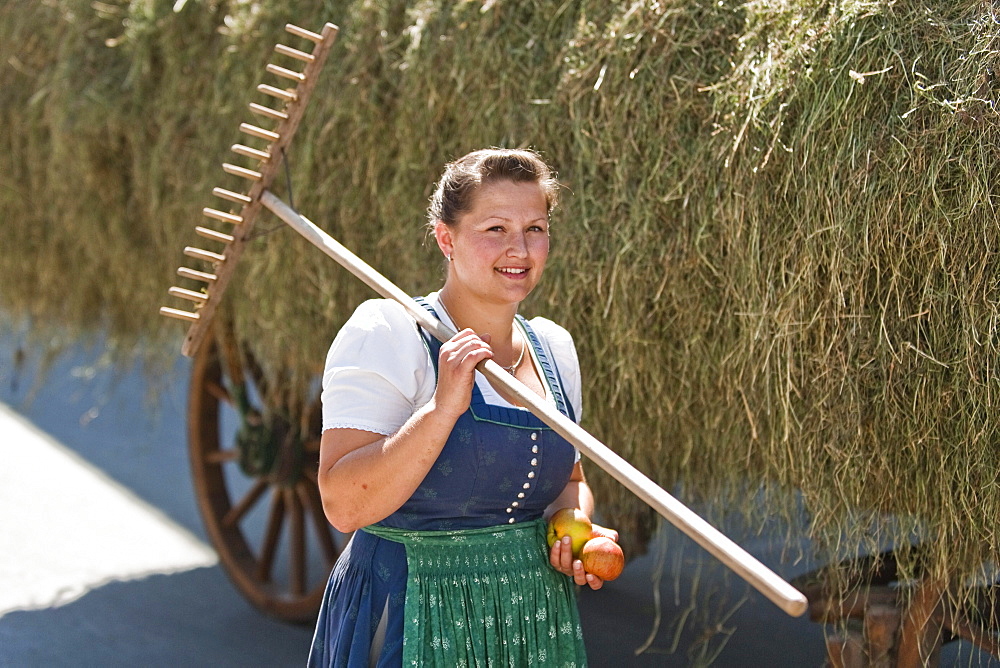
[
  {"left": 546, "top": 508, "right": 624, "bottom": 590},
  {"left": 550, "top": 533, "right": 605, "bottom": 589}
]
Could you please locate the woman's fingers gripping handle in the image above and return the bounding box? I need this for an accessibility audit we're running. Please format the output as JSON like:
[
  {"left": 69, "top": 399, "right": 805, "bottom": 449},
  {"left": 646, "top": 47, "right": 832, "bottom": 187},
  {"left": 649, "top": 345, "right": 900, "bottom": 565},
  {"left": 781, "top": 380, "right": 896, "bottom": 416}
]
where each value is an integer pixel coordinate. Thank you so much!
[{"left": 433, "top": 328, "right": 493, "bottom": 418}]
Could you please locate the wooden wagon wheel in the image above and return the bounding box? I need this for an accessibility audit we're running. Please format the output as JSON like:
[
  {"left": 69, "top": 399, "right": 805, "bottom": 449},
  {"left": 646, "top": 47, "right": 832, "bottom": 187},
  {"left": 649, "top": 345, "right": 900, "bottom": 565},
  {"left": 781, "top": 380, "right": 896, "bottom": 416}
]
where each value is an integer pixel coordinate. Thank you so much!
[{"left": 188, "top": 323, "right": 344, "bottom": 622}]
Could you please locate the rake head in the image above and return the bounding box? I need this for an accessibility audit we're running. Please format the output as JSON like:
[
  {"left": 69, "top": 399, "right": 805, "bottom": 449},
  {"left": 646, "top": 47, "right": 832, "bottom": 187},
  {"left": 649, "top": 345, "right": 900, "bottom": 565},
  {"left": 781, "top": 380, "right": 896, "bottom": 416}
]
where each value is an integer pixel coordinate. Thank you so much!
[{"left": 159, "top": 22, "right": 338, "bottom": 357}]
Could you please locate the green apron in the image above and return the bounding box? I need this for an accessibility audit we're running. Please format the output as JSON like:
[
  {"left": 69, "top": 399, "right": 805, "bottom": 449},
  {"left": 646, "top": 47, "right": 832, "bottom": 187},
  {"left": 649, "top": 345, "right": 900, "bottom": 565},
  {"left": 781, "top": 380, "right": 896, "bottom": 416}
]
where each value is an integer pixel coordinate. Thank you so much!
[{"left": 362, "top": 518, "right": 587, "bottom": 667}]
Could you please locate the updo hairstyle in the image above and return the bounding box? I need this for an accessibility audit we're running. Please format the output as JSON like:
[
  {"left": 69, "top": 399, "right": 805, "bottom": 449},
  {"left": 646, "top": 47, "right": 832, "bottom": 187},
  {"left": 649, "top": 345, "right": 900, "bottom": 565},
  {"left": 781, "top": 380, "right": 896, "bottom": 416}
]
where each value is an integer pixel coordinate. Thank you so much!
[{"left": 427, "top": 148, "right": 560, "bottom": 229}]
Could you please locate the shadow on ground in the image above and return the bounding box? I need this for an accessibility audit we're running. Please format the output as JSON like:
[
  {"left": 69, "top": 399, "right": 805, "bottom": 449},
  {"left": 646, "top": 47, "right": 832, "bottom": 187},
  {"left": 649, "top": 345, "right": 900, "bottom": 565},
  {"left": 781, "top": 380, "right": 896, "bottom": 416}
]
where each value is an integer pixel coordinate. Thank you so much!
[{"left": 0, "top": 567, "right": 314, "bottom": 667}]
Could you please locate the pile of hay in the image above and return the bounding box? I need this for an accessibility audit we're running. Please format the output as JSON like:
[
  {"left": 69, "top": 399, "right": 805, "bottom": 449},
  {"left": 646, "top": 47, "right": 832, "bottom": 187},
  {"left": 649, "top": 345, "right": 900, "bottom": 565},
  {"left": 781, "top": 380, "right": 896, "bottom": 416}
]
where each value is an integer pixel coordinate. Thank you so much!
[{"left": 2, "top": 0, "right": 997, "bottom": 641}]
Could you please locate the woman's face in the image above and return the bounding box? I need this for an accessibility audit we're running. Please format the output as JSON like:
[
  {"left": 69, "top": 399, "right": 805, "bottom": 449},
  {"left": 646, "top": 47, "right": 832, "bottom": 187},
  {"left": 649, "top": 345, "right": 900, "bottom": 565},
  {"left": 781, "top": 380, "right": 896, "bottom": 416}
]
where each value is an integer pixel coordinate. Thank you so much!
[{"left": 436, "top": 179, "right": 550, "bottom": 307}]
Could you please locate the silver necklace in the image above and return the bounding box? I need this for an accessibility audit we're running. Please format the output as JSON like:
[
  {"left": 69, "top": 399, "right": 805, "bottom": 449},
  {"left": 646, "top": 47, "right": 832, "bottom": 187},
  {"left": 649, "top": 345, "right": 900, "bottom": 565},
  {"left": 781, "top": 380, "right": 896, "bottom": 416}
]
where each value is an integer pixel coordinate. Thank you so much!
[
  {"left": 504, "top": 332, "right": 526, "bottom": 375},
  {"left": 438, "top": 297, "right": 525, "bottom": 375}
]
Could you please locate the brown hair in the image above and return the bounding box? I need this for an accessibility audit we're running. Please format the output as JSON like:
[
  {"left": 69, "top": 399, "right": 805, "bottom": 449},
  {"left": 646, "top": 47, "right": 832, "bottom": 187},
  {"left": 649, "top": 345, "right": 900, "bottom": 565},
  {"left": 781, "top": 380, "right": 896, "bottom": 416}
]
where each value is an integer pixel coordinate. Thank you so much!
[{"left": 427, "top": 148, "right": 559, "bottom": 228}]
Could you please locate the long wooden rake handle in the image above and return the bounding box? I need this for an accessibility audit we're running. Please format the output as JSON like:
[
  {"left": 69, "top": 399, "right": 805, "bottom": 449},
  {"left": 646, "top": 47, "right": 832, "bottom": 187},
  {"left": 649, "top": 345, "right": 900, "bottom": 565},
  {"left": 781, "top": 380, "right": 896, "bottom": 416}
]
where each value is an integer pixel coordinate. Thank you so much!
[{"left": 259, "top": 190, "right": 809, "bottom": 618}]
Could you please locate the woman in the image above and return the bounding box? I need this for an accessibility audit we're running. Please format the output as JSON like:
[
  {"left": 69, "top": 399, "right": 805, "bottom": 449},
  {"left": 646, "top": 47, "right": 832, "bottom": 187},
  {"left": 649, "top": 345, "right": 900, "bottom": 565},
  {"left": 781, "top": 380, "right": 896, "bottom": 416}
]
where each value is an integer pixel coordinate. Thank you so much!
[{"left": 309, "top": 148, "right": 617, "bottom": 667}]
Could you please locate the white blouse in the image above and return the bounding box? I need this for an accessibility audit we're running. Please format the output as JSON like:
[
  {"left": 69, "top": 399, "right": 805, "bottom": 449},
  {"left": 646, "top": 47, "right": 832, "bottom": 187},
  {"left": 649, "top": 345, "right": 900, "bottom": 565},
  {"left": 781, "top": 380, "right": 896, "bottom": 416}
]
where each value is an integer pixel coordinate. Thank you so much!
[{"left": 321, "top": 292, "right": 583, "bottom": 437}]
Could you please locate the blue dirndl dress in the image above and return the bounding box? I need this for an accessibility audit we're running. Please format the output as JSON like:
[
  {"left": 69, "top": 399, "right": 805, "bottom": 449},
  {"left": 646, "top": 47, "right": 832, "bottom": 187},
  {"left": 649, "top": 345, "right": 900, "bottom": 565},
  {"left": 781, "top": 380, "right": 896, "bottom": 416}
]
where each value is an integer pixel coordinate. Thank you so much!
[{"left": 308, "top": 302, "right": 586, "bottom": 666}]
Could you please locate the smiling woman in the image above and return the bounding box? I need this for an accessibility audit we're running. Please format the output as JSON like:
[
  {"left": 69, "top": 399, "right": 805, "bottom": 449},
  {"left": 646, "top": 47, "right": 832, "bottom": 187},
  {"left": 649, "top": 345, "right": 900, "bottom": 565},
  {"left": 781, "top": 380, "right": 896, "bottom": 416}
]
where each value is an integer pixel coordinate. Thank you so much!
[{"left": 308, "top": 148, "right": 616, "bottom": 667}]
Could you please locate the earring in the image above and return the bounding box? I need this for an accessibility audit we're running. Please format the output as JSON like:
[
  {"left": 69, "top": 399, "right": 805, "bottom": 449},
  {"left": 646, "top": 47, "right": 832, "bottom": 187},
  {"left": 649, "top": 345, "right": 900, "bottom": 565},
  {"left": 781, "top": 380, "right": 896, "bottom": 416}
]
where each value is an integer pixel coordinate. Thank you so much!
[{"left": 446, "top": 253, "right": 453, "bottom": 262}]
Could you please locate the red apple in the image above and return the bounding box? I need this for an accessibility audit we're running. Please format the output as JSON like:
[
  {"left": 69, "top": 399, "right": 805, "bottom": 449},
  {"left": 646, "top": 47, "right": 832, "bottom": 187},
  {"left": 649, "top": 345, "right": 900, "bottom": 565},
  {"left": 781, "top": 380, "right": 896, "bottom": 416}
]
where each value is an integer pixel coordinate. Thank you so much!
[
  {"left": 580, "top": 536, "right": 625, "bottom": 581},
  {"left": 546, "top": 508, "right": 593, "bottom": 558}
]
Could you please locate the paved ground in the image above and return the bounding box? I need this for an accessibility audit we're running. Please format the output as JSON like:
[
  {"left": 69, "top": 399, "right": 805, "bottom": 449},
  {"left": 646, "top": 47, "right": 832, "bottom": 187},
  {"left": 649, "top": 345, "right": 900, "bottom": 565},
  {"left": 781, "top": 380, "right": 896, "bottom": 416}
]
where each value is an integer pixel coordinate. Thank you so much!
[
  {"left": 0, "top": 338, "right": 316, "bottom": 666},
  {"left": 0, "top": 335, "right": 993, "bottom": 666}
]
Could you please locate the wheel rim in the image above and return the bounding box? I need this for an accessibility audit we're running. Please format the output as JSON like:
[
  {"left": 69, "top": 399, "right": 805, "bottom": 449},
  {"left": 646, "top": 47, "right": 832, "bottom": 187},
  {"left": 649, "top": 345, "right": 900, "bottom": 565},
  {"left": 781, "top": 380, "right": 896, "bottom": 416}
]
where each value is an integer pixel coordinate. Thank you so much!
[{"left": 188, "top": 333, "right": 342, "bottom": 622}]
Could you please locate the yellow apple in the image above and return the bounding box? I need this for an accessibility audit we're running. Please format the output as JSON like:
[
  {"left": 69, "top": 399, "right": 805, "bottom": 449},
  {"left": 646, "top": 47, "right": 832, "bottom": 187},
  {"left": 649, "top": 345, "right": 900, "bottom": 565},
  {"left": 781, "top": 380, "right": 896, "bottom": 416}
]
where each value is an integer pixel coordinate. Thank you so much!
[
  {"left": 546, "top": 508, "right": 593, "bottom": 558},
  {"left": 580, "top": 536, "right": 625, "bottom": 581}
]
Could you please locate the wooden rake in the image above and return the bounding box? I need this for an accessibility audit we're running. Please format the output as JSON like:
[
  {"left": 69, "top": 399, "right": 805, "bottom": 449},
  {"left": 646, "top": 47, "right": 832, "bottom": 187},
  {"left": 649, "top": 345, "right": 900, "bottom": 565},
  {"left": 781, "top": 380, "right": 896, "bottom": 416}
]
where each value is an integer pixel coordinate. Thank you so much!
[
  {"left": 160, "top": 22, "right": 808, "bottom": 618},
  {"left": 159, "top": 22, "right": 339, "bottom": 357}
]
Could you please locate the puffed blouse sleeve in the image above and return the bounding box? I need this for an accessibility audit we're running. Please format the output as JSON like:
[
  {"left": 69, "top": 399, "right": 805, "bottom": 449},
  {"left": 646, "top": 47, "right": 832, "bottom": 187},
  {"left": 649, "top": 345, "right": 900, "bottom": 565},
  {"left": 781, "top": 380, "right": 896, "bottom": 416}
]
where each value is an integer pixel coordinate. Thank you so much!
[{"left": 321, "top": 299, "right": 435, "bottom": 435}]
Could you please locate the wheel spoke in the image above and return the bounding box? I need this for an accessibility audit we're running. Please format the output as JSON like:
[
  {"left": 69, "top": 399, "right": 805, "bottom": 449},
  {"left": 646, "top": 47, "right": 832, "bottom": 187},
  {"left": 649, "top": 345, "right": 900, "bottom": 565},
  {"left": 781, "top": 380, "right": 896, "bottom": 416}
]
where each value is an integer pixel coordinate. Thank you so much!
[
  {"left": 301, "top": 481, "right": 338, "bottom": 566},
  {"left": 205, "top": 379, "right": 232, "bottom": 405},
  {"left": 243, "top": 348, "right": 269, "bottom": 402},
  {"left": 256, "top": 489, "right": 286, "bottom": 583},
  {"left": 206, "top": 448, "right": 239, "bottom": 464},
  {"left": 288, "top": 488, "right": 306, "bottom": 596},
  {"left": 223, "top": 478, "right": 268, "bottom": 528}
]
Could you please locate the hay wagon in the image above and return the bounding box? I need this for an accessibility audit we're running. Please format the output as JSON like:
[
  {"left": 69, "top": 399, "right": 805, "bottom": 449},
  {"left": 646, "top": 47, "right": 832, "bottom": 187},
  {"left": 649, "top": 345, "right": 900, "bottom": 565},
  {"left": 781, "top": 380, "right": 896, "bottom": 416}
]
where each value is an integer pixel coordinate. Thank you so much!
[
  {"left": 158, "top": 19, "right": 810, "bottom": 628},
  {"left": 155, "top": 17, "right": 813, "bottom": 629},
  {"left": 143, "top": 9, "right": 999, "bottom": 667}
]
